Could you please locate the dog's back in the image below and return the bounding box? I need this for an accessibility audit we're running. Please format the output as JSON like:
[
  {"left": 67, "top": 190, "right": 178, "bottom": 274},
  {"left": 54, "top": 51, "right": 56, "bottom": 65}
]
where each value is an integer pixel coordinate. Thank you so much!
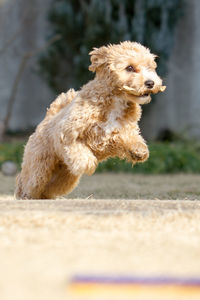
[{"left": 46, "top": 88, "right": 77, "bottom": 118}]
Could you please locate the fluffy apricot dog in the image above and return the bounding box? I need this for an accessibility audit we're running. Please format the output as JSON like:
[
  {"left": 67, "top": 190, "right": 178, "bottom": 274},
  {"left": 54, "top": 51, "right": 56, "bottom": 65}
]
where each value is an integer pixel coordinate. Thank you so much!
[{"left": 15, "top": 41, "right": 166, "bottom": 199}]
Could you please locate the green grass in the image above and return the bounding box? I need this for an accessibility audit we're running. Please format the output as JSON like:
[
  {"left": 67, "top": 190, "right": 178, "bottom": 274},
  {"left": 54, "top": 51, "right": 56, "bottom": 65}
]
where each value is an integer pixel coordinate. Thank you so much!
[{"left": 1, "top": 141, "right": 200, "bottom": 173}]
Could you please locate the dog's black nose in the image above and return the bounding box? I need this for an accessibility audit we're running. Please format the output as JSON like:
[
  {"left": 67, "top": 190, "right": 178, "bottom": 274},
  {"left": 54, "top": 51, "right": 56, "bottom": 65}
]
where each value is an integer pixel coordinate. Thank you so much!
[{"left": 145, "top": 80, "right": 154, "bottom": 89}]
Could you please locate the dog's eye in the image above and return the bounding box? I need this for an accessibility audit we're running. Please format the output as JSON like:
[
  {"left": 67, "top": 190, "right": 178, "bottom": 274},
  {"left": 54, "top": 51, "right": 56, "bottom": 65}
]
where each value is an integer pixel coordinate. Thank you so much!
[{"left": 125, "top": 65, "right": 136, "bottom": 72}]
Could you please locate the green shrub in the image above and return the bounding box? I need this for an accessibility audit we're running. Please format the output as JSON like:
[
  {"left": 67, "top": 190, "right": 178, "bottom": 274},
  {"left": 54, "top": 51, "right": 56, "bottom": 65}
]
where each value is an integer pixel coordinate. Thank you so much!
[
  {"left": 97, "top": 142, "right": 200, "bottom": 174},
  {"left": 0, "top": 142, "right": 25, "bottom": 169},
  {"left": 1, "top": 141, "right": 200, "bottom": 174}
]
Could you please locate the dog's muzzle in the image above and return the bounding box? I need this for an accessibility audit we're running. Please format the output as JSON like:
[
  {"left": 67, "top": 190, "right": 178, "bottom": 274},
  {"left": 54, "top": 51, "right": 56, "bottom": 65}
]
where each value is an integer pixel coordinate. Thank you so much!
[{"left": 120, "top": 85, "right": 166, "bottom": 105}]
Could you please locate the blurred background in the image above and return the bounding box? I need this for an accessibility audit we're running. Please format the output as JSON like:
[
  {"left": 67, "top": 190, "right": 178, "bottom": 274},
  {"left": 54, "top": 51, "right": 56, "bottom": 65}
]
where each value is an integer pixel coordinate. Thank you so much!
[{"left": 0, "top": 0, "right": 200, "bottom": 174}]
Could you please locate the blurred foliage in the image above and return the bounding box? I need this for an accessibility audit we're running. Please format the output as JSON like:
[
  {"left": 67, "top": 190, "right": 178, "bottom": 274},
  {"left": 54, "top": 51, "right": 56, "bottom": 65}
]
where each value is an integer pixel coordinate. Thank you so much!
[
  {"left": 39, "top": 0, "right": 184, "bottom": 93},
  {"left": 1, "top": 141, "right": 200, "bottom": 174},
  {"left": 97, "top": 142, "right": 200, "bottom": 174},
  {"left": 0, "top": 142, "right": 24, "bottom": 170}
]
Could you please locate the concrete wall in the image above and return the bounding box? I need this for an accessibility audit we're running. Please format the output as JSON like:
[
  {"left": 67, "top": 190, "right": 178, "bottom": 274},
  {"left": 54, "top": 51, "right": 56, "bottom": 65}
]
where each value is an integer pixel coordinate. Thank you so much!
[
  {"left": 0, "top": 0, "right": 54, "bottom": 131},
  {"left": 141, "top": 0, "right": 200, "bottom": 140}
]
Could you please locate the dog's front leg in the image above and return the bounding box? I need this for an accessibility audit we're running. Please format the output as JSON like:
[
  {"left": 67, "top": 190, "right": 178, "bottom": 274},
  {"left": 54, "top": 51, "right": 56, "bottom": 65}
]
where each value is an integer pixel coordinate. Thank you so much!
[
  {"left": 127, "top": 137, "right": 149, "bottom": 163},
  {"left": 117, "top": 130, "right": 149, "bottom": 163},
  {"left": 62, "top": 142, "right": 98, "bottom": 176}
]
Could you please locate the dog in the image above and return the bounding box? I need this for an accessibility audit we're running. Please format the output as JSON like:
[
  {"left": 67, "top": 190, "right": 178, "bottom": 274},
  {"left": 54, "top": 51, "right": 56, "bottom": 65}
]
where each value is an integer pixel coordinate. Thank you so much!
[{"left": 15, "top": 41, "right": 166, "bottom": 199}]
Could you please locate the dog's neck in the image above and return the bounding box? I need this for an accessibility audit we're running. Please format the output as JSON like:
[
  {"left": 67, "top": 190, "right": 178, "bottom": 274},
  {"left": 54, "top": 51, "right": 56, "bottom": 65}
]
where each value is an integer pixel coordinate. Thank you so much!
[
  {"left": 80, "top": 77, "right": 114, "bottom": 99},
  {"left": 79, "top": 76, "right": 141, "bottom": 123},
  {"left": 80, "top": 76, "right": 130, "bottom": 105}
]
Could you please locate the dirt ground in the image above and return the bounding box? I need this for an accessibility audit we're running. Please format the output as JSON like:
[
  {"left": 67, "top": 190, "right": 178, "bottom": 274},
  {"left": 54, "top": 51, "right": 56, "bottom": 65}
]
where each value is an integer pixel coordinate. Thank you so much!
[
  {"left": 1, "top": 172, "right": 200, "bottom": 200},
  {"left": 0, "top": 172, "right": 200, "bottom": 300}
]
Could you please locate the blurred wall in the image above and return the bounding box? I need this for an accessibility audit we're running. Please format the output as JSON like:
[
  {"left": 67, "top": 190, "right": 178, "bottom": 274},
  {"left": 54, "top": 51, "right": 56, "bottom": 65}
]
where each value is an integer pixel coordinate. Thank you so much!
[
  {"left": 0, "top": 0, "right": 53, "bottom": 131},
  {"left": 0, "top": 0, "right": 200, "bottom": 140},
  {"left": 141, "top": 0, "right": 200, "bottom": 140}
]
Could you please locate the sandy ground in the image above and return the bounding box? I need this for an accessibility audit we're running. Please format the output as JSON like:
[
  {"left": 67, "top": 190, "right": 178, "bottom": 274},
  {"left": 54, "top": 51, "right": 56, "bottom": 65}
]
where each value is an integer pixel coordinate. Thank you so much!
[{"left": 0, "top": 173, "right": 200, "bottom": 300}]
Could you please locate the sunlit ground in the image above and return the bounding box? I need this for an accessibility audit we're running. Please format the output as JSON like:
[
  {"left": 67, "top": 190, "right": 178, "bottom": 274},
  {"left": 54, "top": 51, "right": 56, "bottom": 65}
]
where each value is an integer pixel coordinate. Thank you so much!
[{"left": 0, "top": 173, "right": 200, "bottom": 300}]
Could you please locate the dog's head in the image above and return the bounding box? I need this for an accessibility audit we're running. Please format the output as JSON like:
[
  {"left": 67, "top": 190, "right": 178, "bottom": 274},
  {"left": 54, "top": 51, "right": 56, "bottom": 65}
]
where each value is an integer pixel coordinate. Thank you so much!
[{"left": 89, "top": 41, "right": 166, "bottom": 104}]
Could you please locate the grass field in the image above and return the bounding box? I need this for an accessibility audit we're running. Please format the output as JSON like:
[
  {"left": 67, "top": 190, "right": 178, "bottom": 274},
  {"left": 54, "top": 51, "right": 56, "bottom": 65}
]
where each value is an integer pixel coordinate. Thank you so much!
[{"left": 0, "top": 172, "right": 200, "bottom": 299}]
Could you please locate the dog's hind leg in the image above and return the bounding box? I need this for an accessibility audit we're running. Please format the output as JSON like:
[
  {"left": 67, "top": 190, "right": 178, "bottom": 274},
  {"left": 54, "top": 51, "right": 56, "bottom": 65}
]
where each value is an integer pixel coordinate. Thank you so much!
[
  {"left": 15, "top": 153, "right": 57, "bottom": 199},
  {"left": 41, "top": 164, "right": 80, "bottom": 199}
]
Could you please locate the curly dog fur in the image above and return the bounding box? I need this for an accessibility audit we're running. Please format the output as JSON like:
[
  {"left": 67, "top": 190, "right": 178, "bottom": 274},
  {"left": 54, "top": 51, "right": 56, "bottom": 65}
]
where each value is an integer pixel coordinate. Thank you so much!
[{"left": 15, "top": 41, "right": 166, "bottom": 199}]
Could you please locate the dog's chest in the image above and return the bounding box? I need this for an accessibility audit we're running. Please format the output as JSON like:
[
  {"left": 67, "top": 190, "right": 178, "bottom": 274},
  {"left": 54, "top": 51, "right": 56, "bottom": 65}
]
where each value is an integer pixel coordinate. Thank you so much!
[{"left": 101, "top": 98, "right": 125, "bottom": 135}]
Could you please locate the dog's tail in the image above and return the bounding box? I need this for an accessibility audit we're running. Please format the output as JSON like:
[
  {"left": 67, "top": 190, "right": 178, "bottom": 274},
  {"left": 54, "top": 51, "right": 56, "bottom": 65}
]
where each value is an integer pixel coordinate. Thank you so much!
[{"left": 46, "top": 88, "right": 77, "bottom": 118}]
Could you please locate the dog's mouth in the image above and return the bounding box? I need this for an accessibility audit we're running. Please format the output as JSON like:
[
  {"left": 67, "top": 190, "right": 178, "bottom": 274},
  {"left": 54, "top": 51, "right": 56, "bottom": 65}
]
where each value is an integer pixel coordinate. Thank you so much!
[
  {"left": 133, "top": 93, "right": 152, "bottom": 104},
  {"left": 121, "top": 85, "right": 166, "bottom": 104},
  {"left": 139, "top": 93, "right": 150, "bottom": 98}
]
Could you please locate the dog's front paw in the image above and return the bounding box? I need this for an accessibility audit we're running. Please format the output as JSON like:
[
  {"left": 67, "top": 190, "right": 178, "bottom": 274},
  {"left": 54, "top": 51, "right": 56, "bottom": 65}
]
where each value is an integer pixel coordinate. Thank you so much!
[{"left": 129, "top": 142, "right": 149, "bottom": 162}]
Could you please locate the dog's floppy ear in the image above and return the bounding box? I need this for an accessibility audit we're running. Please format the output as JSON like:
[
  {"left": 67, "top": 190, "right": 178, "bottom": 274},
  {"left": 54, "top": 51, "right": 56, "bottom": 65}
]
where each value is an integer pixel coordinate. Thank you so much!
[{"left": 89, "top": 46, "right": 108, "bottom": 72}]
